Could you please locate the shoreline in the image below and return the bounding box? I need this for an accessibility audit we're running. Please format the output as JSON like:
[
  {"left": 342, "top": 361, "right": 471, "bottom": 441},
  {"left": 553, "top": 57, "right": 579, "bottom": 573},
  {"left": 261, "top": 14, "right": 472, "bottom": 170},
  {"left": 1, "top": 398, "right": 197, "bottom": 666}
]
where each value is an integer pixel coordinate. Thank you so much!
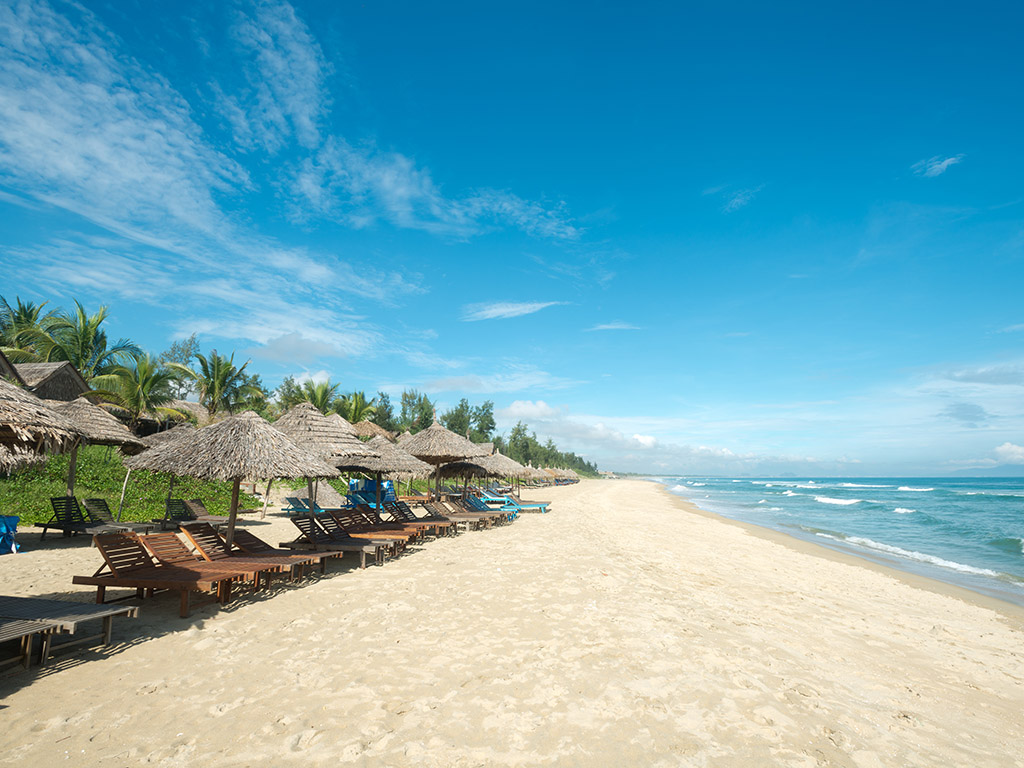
[{"left": 654, "top": 480, "right": 1024, "bottom": 621}]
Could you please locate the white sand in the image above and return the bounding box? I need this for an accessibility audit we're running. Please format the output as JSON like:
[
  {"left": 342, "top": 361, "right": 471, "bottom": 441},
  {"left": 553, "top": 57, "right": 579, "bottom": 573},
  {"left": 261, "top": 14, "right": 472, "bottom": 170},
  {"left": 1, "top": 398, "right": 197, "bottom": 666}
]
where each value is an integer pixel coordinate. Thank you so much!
[{"left": 1, "top": 479, "right": 1022, "bottom": 766}]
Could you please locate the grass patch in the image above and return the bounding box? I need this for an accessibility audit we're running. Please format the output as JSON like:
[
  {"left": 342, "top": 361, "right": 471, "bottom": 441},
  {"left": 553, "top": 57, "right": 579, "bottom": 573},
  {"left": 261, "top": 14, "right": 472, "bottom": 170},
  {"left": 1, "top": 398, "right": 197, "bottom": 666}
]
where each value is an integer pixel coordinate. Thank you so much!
[{"left": 0, "top": 445, "right": 260, "bottom": 525}]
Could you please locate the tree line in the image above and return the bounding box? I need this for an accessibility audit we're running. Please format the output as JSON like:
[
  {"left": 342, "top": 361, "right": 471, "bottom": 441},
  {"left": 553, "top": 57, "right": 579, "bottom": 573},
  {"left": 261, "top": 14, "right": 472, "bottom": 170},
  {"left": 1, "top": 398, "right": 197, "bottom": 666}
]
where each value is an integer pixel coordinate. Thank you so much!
[{"left": 1, "top": 295, "right": 598, "bottom": 475}]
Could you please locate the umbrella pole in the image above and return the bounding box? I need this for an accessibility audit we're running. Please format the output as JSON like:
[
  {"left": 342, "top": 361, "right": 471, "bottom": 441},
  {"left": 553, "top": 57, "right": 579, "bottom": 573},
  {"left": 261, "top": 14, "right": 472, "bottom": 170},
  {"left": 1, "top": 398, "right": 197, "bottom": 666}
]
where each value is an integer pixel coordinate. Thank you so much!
[
  {"left": 225, "top": 478, "right": 240, "bottom": 547},
  {"left": 434, "top": 464, "right": 440, "bottom": 501},
  {"left": 261, "top": 479, "right": 273, "bottom": 519},
  {"left": 117, "top": 468, "right": 132, "bottom": 521},
  {"left": 306, "top": 478, "right": 316, "bottom": 512},
  {"left": 375, "top": 471, "right": 382, "bottom": 511},
  {"left": 65, "top": 444, "right": 78, "bottom": 497}
]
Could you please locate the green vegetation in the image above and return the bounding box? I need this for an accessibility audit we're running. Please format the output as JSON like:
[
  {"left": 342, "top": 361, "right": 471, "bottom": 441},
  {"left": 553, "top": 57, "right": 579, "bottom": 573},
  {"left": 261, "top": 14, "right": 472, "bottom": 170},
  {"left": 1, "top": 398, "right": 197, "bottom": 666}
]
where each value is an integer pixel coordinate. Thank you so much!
[
  {"left": 2, "top": 293, "right": 600, "bottom": 479},
  {"left": 0, "top": 445, "right": 259, "bottom": 525}
]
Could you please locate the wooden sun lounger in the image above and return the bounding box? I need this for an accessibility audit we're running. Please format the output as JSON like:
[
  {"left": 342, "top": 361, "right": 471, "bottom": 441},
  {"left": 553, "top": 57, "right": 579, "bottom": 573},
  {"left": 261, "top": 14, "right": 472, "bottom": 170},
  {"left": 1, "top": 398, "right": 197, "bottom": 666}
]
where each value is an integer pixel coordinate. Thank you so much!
[
  {"left": 383, "top": 501, "right": 456, "bottom": 536},
  {"left": 36, "top": 497, "right": 130, "bottom": 540},
  {"left": 284, "top": 515, "right": 384, "bottom": 568},
  {"left": 153, "top": 498, "right": 227, "bottom": 531},
  {"left": 179, "top": 522, "right": 322, "bottom": 578},
  {"left": 323, "top": 510, "right": 411, "bottom": 552},
  {"left": 351, "top": 504, "right": 427, "bottom": 540},
  {"left": 228, "top": 529, "right": 344, "bottom": 572},
  {"left": 82, "top": 498, "right": 154, "bottom": 533},
  {"left": 0, "top": 618, "right": 62, "bottom": 670},
  {"left": 140, "top": 532, "right": 285, "bottom": 587},
  {"left": 0, "top": 595, "right": 138, "bottom": 666},
  {"left": 72, "top": 533, "right": 241, "bottom": 618}
]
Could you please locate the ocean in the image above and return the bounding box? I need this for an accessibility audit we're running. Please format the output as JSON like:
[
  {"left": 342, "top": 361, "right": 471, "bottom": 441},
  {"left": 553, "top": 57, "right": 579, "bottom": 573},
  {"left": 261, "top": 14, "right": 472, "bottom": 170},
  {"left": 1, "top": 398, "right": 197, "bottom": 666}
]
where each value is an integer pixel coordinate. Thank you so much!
[{"left": 660, "top": 477, "right": 1024, "bottom": 606}]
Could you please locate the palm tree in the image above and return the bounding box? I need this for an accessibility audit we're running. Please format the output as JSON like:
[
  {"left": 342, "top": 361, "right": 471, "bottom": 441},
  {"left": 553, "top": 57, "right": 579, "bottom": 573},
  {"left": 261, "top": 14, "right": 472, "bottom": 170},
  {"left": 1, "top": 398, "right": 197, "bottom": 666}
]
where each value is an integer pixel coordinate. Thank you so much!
[
  {"left": 337, "top": 390, "right": 377, "bottom": 423},
  {"left": 0, "top": 296, "right": 58, "bottom": 362},
  {"left": 95, "top": 354, "right": 185, "bottom": 430},
  {"left": 26, "top": 300, "right": 141, "bottom": 381},
  {"left": 298, "top": 379, "right": 341, "bottom": 413},
  {"left": 168, "top": 350, "right": 258, "bottom": 416}
]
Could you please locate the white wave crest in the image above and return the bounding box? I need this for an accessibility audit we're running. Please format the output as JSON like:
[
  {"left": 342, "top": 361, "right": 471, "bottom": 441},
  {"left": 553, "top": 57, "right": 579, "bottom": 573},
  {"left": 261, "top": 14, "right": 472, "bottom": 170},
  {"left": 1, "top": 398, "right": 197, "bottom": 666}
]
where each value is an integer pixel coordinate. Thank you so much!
[
  {"left": 893, "top": 507, "right": 915, "bottom": 514},
  {"left": 669, "top": 484, "right": 688, "bottom": 493},
  {"left": 844, "top": 537, "right": 998, "bottom": 576},
  {"left": 898, "top": 486, "right": 934, "bottom": 492},
  {"left": 815, "top": 496, "right": 861, "bottom": 506}
]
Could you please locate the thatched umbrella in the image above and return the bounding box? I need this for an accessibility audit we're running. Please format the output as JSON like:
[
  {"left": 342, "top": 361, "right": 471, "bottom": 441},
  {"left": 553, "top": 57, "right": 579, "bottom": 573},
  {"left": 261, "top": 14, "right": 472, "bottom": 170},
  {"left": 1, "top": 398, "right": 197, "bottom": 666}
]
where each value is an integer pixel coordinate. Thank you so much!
[
  {"left": 0, "top": 378, "right": 80, "bottom": 458},
  {"left": 352, "top": 419, "right": 393, "bottom": 441},
  {"left": 43, "top": 398, "right": 146, "bottom": 497},
  {"left": 274, "top": 404, "right": 388, "bottom": 508},
  {"left": 125, "top": 411, "right": 338, "bottom": 545},
  {"left": 325, "top": 412, "right": 358, "bottom": 436},
  {"left": 116, "top": 424, "right": 197, "bottom": 520},
  {"left": 0, "top": 444, "right": 48, "bottom": 473},
  {"left": 401, "top": 419, "right": 489, "bottom": 500},
  {"left": 367, "top": 435, "right": 432, "bottom": 479}
]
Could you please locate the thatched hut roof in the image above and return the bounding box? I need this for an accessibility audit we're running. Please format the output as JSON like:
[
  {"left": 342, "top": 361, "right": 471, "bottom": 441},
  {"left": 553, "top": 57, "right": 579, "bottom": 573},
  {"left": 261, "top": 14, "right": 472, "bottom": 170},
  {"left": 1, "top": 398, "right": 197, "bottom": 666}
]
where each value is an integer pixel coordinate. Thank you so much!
[
  {"left": 400, "top": 420, "right": 489, "bottom": 466},
  {"left": 0, "top": 378, "right": 80, "bottom": 454},
  {"left": 43, "top": 398, "right": 145, "bottom": 454},
  {"left": 274, "top": 403, "right": 387, "bottom": 472},
  {"left": 367, "top": 435, "right": 433, "bottom": 479},
  {"left": 168, "top": 399, "right": 211, "bottom": 426},
  {"left": 125, "top": 410, "right": 338, "bottom": 481},
  {"left": 0, "top": 444, "right": 48, "bottom": 472},
  {"left": 14, "top": 362, "right": 90, "bottom": 402},
  {"left": 397, "top": 430, "right": 412, "bottom": 445},
  {"left": 139, "top": 423, "right": 195, "bottom": 449},
  {"left": 483, "top": 451, "right": 530, "bottom": 478},
  {"left": 352, "top": 419, "right": 393, "bottom": 441},
  {"left": 325, "top": 412, "right": 357, "bottom": 436},
  {"left": 0, "top": 350, "right": 25, "bottom": 386},
  {"left": 437, "top": 459, "right": 492, "bottom": 479}
]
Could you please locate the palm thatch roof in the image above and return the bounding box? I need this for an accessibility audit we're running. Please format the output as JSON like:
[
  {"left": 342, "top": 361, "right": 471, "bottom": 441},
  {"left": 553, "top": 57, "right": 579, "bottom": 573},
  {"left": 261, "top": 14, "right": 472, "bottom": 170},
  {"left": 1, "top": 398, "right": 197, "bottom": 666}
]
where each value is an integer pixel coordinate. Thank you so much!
[
  {"left": 0, "top": 378, "right": 79, "bottom": 454},
  {"left": 483, "top": 451, "right": 530, "bottom": 478},
  {"left": 397, "top": 430, "right": 412, "bottom": 445},
  {"left": 0, "top": 350, "right": 25, "bottom": 385},
  {"left": 0, "top": 444, "right": 48, "bottom": 472},
  {"left": 367, "top": 435, "right": 433, "bottom": 479},
  {"left": 168, "top": 399, "right": 212, "bottom": 426},
  {"left": 437, "top": 459, "right": 492, "bottom": 479},
  {"left": 274, "top": 403, "right": 387, "bottom": 472},
  {"left": 14, "top": 362, "right": 90, "bottom": 401},
  {"left": 139, "top": 424, "right": 195, "bottom": 449},
  {"left": 43, "top": 398, "right": 145, "bottom": 454},
  {"left": 125, "top": 410, "right": 339, "bottom": 482},
  {"left": 325, "top": 412, "right": 357, "bottom": 436},
  {"left": 352, "top": 419, "right": 393, "bottom": 441},
  {"left": 400, "top": 420, "right": 489, "bottom": 466}
]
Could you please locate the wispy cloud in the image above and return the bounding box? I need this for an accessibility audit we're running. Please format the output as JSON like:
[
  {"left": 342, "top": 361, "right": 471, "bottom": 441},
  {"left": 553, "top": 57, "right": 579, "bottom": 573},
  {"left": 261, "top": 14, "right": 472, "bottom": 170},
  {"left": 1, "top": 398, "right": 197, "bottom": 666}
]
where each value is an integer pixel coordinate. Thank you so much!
[
  {"left": 912, "top": 154, "right": 964, "bottom": 178},
  {"left": 287, "top": 138, "right": 580, "bottom": 240},
  {"left": 585, "top": 322, "right": 641, "bottom": 331},
  {"left": 226, "top": 0, "right": 329, "bottom": 152},
  {"left": 461, "top": 301, "right": 565, "bottom": 321},
  {"left": 938, "top": 402, "right": 992, "bottom": 428},
  {"left": 428, "top": 365, "right": 578, "bottom": 394},
  {"left": 723, "top": 185, "right": 764, "bottom": 213},
  {"left": 995, "top": 442, "right": 1024, "bottom": 464},
  {"left": 998, "top": 323, "right": 1024, "bottom": 333}
]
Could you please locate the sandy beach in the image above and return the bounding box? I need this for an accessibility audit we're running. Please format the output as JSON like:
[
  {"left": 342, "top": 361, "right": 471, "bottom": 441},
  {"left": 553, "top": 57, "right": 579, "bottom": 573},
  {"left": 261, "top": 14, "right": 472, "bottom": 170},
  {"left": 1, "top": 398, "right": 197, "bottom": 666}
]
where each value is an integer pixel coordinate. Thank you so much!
[{"left": 2, "top": 479, "right": 1023, "bottom": 767}]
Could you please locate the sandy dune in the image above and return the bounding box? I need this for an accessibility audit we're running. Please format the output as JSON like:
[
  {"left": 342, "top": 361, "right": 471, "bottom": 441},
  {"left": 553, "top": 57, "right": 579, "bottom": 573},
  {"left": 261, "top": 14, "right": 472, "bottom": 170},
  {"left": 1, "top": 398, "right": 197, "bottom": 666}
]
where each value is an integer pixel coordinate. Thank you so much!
[{"left": 1, "top": 479, "right": 1022, "bottom": 766}]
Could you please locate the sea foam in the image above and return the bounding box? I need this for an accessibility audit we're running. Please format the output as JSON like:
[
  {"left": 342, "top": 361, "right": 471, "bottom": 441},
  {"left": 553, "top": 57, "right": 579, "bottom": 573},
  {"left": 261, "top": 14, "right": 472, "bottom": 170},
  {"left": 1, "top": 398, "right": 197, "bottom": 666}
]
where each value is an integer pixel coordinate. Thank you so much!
[{"left": 815, "top": 496, "right": 861, "bottom": 506}]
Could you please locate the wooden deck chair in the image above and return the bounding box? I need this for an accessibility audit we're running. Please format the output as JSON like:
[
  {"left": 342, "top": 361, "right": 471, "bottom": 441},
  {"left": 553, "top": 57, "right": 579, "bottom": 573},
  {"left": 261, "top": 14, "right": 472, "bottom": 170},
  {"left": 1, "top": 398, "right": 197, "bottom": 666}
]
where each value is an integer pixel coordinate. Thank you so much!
[
  {"left": 179, "top": 522, "right": 321, "bottom": 579},
  {"left": 72, "top": 532, "right": 240, "bottom": 617},
  {"left": 139, "top": 532, "right": 284, "bottom": 588},
  {"left": 284, "top": 515, "right": 384, "bottom": 568},
  {"left": 36, "top": 497, "right": 129, "bottom": 540}
]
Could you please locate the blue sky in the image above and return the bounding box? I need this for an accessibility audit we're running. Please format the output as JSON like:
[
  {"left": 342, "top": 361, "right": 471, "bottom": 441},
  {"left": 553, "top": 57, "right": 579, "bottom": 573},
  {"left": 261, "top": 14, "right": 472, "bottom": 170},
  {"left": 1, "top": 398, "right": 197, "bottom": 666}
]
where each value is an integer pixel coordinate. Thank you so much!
[{"left": 1, "top": 0, "right": 1022, "bottom": 475}]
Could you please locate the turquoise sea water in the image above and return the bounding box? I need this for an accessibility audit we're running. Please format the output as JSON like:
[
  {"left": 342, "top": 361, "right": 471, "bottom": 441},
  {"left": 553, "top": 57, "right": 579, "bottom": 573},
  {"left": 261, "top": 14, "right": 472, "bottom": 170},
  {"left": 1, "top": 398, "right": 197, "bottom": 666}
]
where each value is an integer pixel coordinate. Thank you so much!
[{"left": 661, "top": 477, "right": 1024, "bottom": 606}]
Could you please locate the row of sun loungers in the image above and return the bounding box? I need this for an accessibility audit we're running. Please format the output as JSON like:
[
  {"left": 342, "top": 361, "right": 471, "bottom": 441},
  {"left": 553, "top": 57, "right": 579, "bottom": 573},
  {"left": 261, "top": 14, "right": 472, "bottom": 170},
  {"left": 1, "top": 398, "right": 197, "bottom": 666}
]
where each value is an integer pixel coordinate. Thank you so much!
[{"left": 5, "top": 493, "right": 544, "bottom": 671}]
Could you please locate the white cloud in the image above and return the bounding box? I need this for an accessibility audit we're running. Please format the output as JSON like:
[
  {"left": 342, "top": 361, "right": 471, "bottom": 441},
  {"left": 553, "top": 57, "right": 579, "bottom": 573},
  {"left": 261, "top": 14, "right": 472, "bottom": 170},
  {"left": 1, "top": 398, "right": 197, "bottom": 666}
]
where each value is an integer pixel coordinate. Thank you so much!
[
  {"left": 912, "top": 155, "right": 964, "bottom": 178},
  {"left": 942, "top": 364, "right": 1024, "bottom": 386},
  {"left": 428, "top": 366, "right": 576, "bottom": 394},
  {"left": 632, "top": 434, "right": 656, "bottom": 447},
  {"left": 998, "top": 324, "right": 1024, "bottom": 333},
  {"left": 461, "top": 301, "right": 565, "bottom": 321},
  {"left": 586, "top": 322, "right": 641, "bottom": 331},
  {"left": 723, "top": 185, "right": 764, "bottom": 213},
  {"left": 288, "top": 138, "right": 581, "bottom": 240},
  {"left": 994, "top": 442, "right": 1024, "bottom": 464},
  {"left": 228, "top": 0, "right": 328, "bottom": 152}
]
